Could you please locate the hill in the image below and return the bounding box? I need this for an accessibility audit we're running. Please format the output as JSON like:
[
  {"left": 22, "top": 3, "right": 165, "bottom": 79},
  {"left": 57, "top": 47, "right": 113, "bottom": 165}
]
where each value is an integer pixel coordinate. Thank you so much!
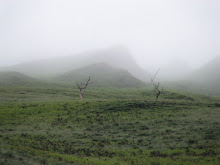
[
  {"left": 53, "top": 63, "right": 146, "bottom": 88},
  {"left": 0, "top": 46, "right": 151, "bottom": 82},
  {"left": 189, "top": 56, "right": 220, "bottom": 87},
  {"left": 165, "top": 56, "right": 220, "bottom": 96},
  {"left": 0, "top": 71, "right": 39, "bottom": 86}
]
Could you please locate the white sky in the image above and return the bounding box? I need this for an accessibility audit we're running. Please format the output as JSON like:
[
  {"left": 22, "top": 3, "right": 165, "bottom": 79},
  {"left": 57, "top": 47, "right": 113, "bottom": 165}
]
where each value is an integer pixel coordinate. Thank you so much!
[{"left": 0, "top": 0, "right": 219, "bottom": 70}]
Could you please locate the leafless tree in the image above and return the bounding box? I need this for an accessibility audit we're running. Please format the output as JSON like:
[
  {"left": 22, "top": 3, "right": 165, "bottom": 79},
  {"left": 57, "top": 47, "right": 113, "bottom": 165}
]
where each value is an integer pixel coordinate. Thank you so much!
[
  {"left": 152, "top": 82, "right": 164, "bottom": 100},
  {"left": 151, "top": 68, "right": 164, "bottom": 100},
  {"left": 76, "top": 77, "right": 93, "bottom": 100}
]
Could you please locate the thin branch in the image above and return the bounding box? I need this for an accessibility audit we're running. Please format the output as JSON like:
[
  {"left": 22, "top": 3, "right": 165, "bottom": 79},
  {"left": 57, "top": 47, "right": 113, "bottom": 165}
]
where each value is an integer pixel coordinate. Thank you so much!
[
  {"left": 151, "top": 68, "right": 160, "bottom": 83},
  {"left": 150, "top": 68, "right": 164, "bottom": 100}
]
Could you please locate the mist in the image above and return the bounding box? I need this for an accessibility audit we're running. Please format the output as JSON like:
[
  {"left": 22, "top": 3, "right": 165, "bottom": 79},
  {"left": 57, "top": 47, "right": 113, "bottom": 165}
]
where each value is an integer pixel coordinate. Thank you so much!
[
  {"left": 1, "top": 1, "right": 220, "bottom": 162},
  {"left": 0, "top": 0, "right": 220, "bottom": 71}
]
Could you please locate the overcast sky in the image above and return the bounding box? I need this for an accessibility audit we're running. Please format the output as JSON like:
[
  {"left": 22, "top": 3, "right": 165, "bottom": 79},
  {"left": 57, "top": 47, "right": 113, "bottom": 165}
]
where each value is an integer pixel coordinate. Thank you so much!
[{"left": 0, "top": 0, "right": 219, "bottom": 70}]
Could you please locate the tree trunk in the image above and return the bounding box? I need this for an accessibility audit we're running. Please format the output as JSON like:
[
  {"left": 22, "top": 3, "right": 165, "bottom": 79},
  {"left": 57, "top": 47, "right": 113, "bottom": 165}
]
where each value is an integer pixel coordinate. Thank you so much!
[
  {"left": 79, "top": 90, "right": 83, "bottom": 100},
  {"left": 156, "top": 92, "right": 160, "bottom": 100}
]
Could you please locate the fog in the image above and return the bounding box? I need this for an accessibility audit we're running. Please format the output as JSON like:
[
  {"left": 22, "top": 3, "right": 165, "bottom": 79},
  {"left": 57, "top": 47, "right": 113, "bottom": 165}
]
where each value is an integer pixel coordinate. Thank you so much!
[{"left": 0, "top": 0, "right": 220, "bottom": 72}]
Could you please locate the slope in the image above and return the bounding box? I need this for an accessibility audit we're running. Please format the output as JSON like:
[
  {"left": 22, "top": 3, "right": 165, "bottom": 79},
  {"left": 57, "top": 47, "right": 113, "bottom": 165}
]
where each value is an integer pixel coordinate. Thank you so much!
[
  {"left": 189, "top": 56, "right": 220, "bottom": 87},
  {"left": 0, "top": 46, "right": 151, "bottom": 82},
  {"left": 53, "top": 63, "right": 146, "bottom": 88},
  {"left": 0, "top": 71, "right": 39, "bottom": 86},
  {"left": 166, "top": 56, "right": 220, "bottom": 96}
]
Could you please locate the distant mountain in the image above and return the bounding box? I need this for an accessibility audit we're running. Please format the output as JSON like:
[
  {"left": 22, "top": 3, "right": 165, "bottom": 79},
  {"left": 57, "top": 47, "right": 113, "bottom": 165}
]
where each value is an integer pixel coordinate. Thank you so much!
[
  {"left": 0, "top": 46, "right": 151, "bottom": 82},
  {"left": 53, "top": 63, "right": 146, "bottom": 88},
  {"left": 189, "top": 56, "right": 220, "bottom": 88},
  {"left": 0, "top": 71, "right": 39, "bottom": 86},
  {"left": 166, "top": 56, "right": 220, "bottom": 96}
]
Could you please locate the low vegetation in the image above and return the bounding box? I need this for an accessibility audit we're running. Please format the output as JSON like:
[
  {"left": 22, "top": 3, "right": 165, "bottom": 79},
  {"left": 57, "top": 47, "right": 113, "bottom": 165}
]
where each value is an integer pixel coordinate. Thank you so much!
[{"left": 0, "top": 83, "right": 219, "bottom": 164}]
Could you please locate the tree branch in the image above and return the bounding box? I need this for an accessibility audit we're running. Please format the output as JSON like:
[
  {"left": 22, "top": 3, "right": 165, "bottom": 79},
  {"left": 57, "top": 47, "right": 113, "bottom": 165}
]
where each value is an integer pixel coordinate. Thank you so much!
[{"left": 151, "top": 68, "right": 160, "bottom": 83}]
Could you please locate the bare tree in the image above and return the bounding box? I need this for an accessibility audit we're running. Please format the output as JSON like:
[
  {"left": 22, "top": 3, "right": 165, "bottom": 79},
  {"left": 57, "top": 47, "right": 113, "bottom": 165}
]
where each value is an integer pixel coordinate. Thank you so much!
[
  {"left": 76, "top": 77, "right": 93, "bottom": 100},
  {"left": 152, "top": 82, "right": 164, "bottom": 100},
  {"left": 151, "top": 68, "right": 164, "bottom": 100}
]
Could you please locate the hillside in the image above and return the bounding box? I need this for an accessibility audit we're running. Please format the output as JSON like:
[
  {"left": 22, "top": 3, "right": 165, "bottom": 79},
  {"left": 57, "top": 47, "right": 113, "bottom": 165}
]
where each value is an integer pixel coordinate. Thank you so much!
[
  {"left": 189, "top": 56, "right": 220, "bottom": 87},
  {"left": 0, "top": 71, "right": 39, "bottom": 86},
  {"left": 1, "top": 97, "right": 219, "bottom": 164},
  {"left": 165, "top": 56, "right": 220, "bottom": 96},
  {"left": 0, "top": 46, "right": 151, "bottom": 82},
  {"left": 53, "top": 63, "right": 146, "bottom": 88}
]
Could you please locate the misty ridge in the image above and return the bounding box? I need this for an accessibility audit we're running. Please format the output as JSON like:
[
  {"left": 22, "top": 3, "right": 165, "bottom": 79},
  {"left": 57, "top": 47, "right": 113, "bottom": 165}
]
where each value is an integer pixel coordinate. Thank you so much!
[
  {"left": 0, "top": 0, "right": 219, "bottom": 95},
  {"left": 0, "top": 45, "right": 219, "bottom": 95}
]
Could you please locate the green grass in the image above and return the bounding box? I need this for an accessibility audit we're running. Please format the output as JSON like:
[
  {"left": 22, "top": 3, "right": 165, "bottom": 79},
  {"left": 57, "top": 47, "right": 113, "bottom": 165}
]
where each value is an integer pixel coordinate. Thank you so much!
[
  {"left": 1, "top": 83, "right": 218, "bottom": 103},
  {"left": 0, "top": 84, "right": 219, "bottom": 164}
]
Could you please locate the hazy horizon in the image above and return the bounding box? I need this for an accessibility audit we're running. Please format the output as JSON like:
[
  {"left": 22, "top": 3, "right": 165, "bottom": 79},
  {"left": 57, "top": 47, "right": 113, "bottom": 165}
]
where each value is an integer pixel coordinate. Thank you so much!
[{"left": 1, "top": 0, "right": 219, "bottom": 70}]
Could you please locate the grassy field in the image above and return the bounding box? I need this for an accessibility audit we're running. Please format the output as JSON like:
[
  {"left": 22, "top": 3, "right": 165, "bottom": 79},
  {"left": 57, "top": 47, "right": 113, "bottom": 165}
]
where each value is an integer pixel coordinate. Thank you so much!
[{"left": 0, "top": 85, "right": 220, "bottom": 165}]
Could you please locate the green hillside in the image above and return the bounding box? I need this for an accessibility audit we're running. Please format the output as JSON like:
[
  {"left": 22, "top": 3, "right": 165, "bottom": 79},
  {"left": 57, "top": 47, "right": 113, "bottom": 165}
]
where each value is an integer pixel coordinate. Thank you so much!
[
  {"left": 1, "top": 97, "right": 219, "bottom": 164},
  {"left": 0, "top": 70, "right": 219, "bottom": 164},
  {"left": 53, "top": 63, "right": 146, "bottom": 88},
  {"left": 0, "top": 71, "right": 39, "bottom": 86}
]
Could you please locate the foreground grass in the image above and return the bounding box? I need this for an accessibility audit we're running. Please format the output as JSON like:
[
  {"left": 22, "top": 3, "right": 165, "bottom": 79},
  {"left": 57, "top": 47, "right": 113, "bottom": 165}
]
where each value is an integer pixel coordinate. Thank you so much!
[{"left": 0, "top": 98, "right": 220, "bottom": 164}]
